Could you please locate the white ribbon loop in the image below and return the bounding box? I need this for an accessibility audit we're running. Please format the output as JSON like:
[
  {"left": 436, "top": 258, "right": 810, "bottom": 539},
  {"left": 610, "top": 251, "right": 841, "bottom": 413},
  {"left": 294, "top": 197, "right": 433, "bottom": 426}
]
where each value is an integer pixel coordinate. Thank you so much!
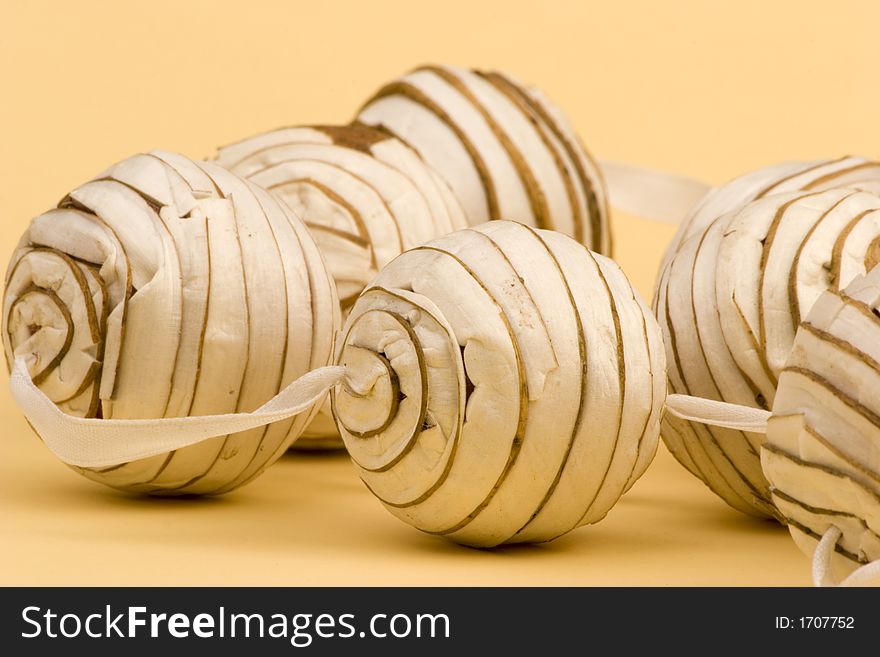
[
  {"left": 598, "top": 160, "right": 712, "bottom": 225},
  {"left": 664, "top": 394, "right": 771, "bottom": 434},
  {"left": 813, "top": 527, "right": 880, "bottom": 587},
  {"left": 8, "top": 356, "right": 345, "bottom": 468}
]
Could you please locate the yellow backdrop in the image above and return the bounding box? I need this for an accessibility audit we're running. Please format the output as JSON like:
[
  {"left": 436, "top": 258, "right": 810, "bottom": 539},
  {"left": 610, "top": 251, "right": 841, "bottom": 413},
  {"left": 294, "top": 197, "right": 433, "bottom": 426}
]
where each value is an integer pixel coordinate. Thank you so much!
[{"left": 1, "top": 0, "right": 876, "bottom": 585}]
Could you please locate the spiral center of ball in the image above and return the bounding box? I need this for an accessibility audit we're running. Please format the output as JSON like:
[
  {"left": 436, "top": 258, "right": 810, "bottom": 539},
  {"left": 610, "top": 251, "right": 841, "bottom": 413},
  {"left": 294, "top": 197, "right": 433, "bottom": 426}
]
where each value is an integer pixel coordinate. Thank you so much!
[{"left": 336, "top": 344, "right": 400, "bottom": 437}]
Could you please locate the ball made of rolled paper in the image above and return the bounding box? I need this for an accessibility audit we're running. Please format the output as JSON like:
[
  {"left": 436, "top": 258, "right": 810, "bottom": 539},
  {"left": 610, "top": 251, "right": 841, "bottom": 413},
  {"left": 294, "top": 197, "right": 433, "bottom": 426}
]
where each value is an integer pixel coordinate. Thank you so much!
[
  {"left": 763, "top": 267, "right": 880, "bottom": 578},
  {"left": 332, "top": 220, "right": 665, "bottom": 547},
  {"left": 215, "top": 123, "right": 467, "bottom": 311},
  {"left": 215, "top": 123, "right": 468, "bottom": 446},
  {"left": 355, "top": 65, "right": 610, "bottom": 253},
  {"left": 2, "top": 151, "right": 339, "bottom": 494},
  {"left": 656, "top": 158, "right": 880, "bottom": 517}
]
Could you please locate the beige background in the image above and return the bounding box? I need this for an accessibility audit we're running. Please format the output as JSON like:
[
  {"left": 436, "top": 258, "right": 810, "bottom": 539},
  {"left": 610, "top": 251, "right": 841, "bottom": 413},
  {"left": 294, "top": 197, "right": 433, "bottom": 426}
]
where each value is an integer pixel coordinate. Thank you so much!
[{"left": 1, "top": 0, "right": 877, "bottom": 585}]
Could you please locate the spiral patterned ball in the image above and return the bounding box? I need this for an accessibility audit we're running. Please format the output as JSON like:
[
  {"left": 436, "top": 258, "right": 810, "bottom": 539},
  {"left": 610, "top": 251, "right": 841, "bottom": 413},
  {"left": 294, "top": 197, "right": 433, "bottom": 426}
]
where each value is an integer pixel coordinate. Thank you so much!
[
  {"left": 3, "top": 151, "right": 339, "bottom": 494},
  {"left": 764, "top": 266, "right": 880, "bottom": 576},
  {"left": 657, "top": 180, "right": 880, "bottom": 517},
  {"left": 333, "top": 220, "right": 665, "bottom": 547},
  {"left": 356, "top": 65, "right": 610, "bottom": 252}
]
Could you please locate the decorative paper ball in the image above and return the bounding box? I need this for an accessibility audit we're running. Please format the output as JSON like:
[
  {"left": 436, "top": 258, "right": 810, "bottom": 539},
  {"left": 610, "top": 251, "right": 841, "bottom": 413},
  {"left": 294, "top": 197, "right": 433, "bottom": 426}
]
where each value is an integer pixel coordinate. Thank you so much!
[
  {"left": 215, "top": 123, "right": 468, "bottom": 446},
  {"left": 763, "top": 267, "right": 880, "bottom": 577},
  {"left": 2, "top": 151, "right": 339, "bottom": 494},
  {"left": 355, "top": 65, "right": 611, "bottom": 253},
  {"left": 216, "top": 123, "right": 467, "bottom": 309},
  {"left": 656, "top": 173, "right": 880, "bottom": 516},
  {"left": 332, "top": 220, "right": 665, "bottom": 547}
]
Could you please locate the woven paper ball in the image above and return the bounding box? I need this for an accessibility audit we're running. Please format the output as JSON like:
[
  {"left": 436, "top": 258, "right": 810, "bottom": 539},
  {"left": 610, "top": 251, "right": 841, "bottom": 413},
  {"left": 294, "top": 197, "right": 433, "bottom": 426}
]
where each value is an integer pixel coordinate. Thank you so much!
[
  {"left": 332, "top": 220, "right": 665, "bottom": 547},
  {"left": 356, "top": 65, "right": 610, "bottom": 252},
  {"left": 3, "top": 151, "right": 339, "bottom": 494},
  {"left": 763, "top": 267, "right": 880, "bottom": 577},
  {"left": 215, "top": 123, "right": 468, "bottom": 446},
  {"left": 655, "top": 158, "right": 880, "bottom": 517},
  {"left": 216, "top": 123, "right": 467, "bottom": 310}
]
